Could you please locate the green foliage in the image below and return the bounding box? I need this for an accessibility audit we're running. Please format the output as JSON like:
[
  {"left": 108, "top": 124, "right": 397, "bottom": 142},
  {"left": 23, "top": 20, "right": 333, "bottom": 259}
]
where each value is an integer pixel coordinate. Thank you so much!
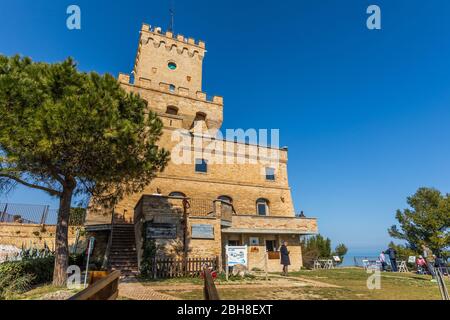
[
  {"left": 69, "top": 207, "right": 86, "bottom": 226},
  {"left": 0, "top": 253, "right": 87, "bottom": 298},
  {"left": 0, "top": 55, "right": 169, "bottom": 283},
  {"left": 301, "top": 235, "right": 348, "bottom": 268},
  {"left": 216, "top": 272, "right": 256, "bottom": 282},
  {"left": 0, "top": 55, "right": 169, "bottom": 206},
  {"left": 140, "top": 222, "right": 157, "bottom": 276},
  {"left": 388, "top": 187, "right": 450, "bottom": 255},
  {"left": 301, "top": 235, "right": 332, "bottom": 257},
  {"left": 0, "top": 257, "right": 54, "bottom": 298},
  {"left": 386, "top": 242, "right": 417, "bottom": 260},
  {"left": 0, "top": 273, "right": 35, "bottom": 300},
  {"left": 332, "top": 243, "right": 348, "bottom": 264}
]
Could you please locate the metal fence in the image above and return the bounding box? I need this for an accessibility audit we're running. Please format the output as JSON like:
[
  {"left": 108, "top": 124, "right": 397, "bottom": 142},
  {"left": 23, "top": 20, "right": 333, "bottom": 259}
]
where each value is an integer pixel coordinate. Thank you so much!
[{"left": 0, "top": 203, "right": 84, "bottom": 226}]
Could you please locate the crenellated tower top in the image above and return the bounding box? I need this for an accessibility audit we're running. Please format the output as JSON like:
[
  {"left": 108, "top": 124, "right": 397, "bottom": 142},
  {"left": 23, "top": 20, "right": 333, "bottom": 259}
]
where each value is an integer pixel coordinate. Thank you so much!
[{"left": 133, "top": 23, "right": 206, "bottom": 93}]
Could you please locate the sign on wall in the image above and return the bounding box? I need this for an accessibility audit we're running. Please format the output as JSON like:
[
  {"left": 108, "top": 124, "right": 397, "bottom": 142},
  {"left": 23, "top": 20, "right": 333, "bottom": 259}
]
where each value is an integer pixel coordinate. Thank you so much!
[
  {"left": 226, "top": 245, "right": 248, "bottom": 267},
  {"left": 146, "top": 223, "right": 177, "bottom": 239},
  {"left": 191, "top": 224, "right": 214, "bottom": 239},
  {"left": 249, "top": 237, "right": 259, "bottom": 246}
]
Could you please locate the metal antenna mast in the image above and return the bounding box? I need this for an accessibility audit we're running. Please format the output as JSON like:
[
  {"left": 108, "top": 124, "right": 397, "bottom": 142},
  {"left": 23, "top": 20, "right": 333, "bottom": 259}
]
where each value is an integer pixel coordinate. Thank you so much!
[{"left": 168, "top": 0, "right": 175, "bottom": 32}]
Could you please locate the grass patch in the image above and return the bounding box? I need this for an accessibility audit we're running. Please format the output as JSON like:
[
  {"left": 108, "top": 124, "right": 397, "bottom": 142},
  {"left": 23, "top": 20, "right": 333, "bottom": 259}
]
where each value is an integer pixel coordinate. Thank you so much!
[
  {"left": 154, "top": 268, "right": 449, "bottom": 300},
  {"left": 7, "top": 283, "right": 81, "bottom": 300}
]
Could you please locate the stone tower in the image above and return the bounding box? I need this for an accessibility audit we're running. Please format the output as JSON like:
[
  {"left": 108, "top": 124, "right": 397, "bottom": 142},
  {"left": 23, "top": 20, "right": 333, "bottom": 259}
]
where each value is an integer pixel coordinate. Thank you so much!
[
  {"left": 118, "top": 23, "right": 224, "bottom": 130},
  {"left": 86, "top": 23, "right": 318, "bottom": 273},
  {"left": 134, "top": 24, "right": 205, "bottom": 93}
]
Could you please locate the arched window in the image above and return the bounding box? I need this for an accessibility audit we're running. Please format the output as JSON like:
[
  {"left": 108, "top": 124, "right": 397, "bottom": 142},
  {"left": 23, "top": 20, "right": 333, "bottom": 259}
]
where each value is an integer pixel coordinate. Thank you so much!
[
  {"left": 166, "top": 106, "right": 178, "bottom": 115},
  {"left": 169, "top": 84, "right": 176, "bottom": 92},
  {"left": 194, "top": 112, "right": 207, "bottom": 122},
  {"left": 169, "top": 192, "right": 186, "bottom": 198},
  {"left": 218, "top": 195, "right": 233, "bottom": 204},
  {"left": 256, "top": 198, "right": 269, "bottom": 216}
]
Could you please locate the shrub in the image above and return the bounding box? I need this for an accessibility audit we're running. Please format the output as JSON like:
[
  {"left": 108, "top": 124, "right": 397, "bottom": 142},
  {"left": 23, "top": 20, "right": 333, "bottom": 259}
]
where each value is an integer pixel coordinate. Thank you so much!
[
  {"left": 0, "top": 253, "right": 86, "bottom": 298},
  {"left": 0, "top": 257, "right": 54, "bottom": 284},
  {"left": 0, "top": 257, "right": 53, "bottom": 299},
  {"left": 0, "top": 273, "right": 35, "bottom": 299}
]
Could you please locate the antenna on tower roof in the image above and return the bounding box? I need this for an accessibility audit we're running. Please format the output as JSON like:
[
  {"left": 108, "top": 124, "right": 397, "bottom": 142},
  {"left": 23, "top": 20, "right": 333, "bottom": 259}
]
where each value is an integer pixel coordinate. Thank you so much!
[{"left": 168, "top": 0, "right": 175, "bottom": 33}]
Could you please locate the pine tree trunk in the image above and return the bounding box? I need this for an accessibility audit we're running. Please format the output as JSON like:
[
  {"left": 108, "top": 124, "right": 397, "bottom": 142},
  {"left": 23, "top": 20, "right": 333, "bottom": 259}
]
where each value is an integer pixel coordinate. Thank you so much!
[{"left": 52, "top": 185, "right": 74, "bottom": 287}]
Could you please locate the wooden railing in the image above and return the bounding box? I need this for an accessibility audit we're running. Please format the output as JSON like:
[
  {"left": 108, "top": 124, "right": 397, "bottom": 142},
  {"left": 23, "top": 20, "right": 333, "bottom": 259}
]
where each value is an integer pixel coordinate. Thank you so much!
[
  {"left": 149, "top": 257, "right": 218, "bottom": 279},
  {"left": 68, "top": 270, "right": 120, "bottom": 300},
  {"left": 203, "top": 268, "right": 220, "bottom": 300}
]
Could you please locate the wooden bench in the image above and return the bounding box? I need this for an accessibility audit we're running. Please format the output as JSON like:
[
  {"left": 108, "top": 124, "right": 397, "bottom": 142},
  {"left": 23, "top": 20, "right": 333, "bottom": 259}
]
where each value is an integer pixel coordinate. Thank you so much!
[{"left": 68, "top": 270, "right": 120, "bottom": 300}]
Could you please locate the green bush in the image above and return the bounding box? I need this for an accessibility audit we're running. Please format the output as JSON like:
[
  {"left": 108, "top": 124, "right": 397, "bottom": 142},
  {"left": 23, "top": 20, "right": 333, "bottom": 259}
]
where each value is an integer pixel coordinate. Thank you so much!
[
  {"left": 0, "top": 253, "right": 86, "bottom": 299},
  {"left": 0, "top": 273, "right": 35, "bottom": 299},
  {"left": 0, "top": 257, "right": 54, "bottom": 299},
  {"left": 0, "top": 257, "right": 54, "bottom": 285}
]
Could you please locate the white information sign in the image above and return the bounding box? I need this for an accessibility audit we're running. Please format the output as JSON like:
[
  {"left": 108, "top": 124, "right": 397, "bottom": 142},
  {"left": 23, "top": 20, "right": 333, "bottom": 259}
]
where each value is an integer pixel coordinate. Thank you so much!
[{"left": 226, "top": 245, "right": 248, "bottom": 267}]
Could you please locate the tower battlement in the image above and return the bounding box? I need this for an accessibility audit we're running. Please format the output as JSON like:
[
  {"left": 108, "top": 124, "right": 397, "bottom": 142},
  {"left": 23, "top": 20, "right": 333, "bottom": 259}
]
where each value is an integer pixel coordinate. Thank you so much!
[
  {"left": 133, "top": 23, "right": 207, "bottom": 93},
  {"left": 118, "top": 72, "right": 223, "bottom": 106},
  {"left": 140, "top": 23, "right": 205, "bottom": 55}
]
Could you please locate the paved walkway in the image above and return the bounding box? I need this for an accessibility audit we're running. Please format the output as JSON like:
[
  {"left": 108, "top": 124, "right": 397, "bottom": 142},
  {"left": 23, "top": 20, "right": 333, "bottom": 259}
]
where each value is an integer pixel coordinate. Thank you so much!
[{"left": 118, "top": 278, "right": 180, "bottom": 300}]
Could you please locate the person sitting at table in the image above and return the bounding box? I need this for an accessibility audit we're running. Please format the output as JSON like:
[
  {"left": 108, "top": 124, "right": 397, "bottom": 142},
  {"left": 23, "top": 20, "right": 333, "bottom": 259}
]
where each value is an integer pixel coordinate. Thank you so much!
[{"left": 416, "top": 255, "right": 427, "bottom": 274}]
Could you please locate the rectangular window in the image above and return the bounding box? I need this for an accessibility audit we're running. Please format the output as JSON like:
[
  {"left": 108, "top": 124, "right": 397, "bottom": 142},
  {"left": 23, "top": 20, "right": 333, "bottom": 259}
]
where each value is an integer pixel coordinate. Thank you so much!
[
  {"left": 228, "top": 240, "right": 240, "bottom": 246},
  {"left": 265, "top": 167, "right": 275, "bottom": 180},
  {"left": 257, "top": 203, "right": 267, "bottom": 216},
  {"left": 195, "top": 159, "right": 208, "bottom": 173},
  {"left": 265, "top": 240, "right": 277, "bottom": 252}
]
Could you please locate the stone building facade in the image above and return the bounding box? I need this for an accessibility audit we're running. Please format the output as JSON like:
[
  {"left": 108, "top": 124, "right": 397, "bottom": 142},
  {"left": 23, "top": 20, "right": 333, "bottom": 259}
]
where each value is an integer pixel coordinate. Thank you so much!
[{"left": 86, "top": 23, "right": 318, "bottom": 272}]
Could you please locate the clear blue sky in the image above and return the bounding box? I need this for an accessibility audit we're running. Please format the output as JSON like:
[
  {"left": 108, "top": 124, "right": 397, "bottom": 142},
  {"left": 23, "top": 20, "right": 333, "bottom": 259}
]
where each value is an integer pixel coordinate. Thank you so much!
[{"left": 1, "top": 0, "right": 449, "bottom": 254}]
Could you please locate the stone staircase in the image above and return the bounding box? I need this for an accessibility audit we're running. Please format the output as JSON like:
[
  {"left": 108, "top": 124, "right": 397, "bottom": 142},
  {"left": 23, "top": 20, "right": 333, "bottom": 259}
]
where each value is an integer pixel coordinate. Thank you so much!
[{"left": 109, "top": 224, "right": 138, "bottom": 275}]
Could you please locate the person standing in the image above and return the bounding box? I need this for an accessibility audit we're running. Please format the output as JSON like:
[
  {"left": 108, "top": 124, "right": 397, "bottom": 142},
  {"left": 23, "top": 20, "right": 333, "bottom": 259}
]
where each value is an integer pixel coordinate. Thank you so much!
[
  {"left": 280, "top": 241, "right": 290, "bottom": 276},
  {"left": 379, "top": 251, "right": 387, "bottom": 271},
  {"left": 421, "top": 244, "right": 437, "bottom": 282},
  {"left": 385, "top": 247, "right": 398, "bottom": 272}
]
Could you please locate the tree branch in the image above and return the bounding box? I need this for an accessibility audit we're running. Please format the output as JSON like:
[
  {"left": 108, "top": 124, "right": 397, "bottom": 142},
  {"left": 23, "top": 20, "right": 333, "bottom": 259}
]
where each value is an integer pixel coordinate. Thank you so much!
[{"left": 0, "top": 173, "right": 62, "bottom": 197}]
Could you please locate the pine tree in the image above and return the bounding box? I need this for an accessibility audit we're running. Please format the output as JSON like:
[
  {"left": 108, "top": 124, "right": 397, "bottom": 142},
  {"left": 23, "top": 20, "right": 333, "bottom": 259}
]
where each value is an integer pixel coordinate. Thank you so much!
[
  {"left": 388, "top": 187, "right": 449, "bottom": 256},
  {"left": 0, "top": 55, "right": 169, "bottom": 285}
]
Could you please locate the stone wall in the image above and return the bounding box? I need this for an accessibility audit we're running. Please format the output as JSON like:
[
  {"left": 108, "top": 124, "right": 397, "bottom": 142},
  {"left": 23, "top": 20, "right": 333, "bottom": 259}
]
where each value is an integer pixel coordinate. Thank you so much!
[
  {"left": 0, "top": 223, "right": 82, "bottom": 249},
  {"left": 134, "top": 195, "right": 221, "bottom": 268},
  {"left": 224, "top": 215, "right": 318, "bottom": 234}
]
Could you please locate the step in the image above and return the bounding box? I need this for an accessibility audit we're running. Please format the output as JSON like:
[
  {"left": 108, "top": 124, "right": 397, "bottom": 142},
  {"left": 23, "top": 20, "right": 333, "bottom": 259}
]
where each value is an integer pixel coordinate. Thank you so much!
[
  {"left": 111, "top": 240, "right": 135, "bottom": 244},
  {"left": 109, "top": 252, "right": 137, "bottom": 257},
  {"left": 111, "top": 244, "right": 136, "bottom": 248},
  {"left": 110, "top": 263, "right": 138, "bottom": 267},
  {"left": 110, "top": 259, "right": 137, "bottom": 263},
  {"left": 111, "top": 242, "right": 135, "bottom": 245},
  {"left": 109, "top": 255, "right": 137, "bottom": 260},
  {"left": 110, "top": 248, "right": 137, "bottom": 253},
  {"left": 110, "top": 252, "right": 137, "bottom": 256},
  {"left": 109, "top": 256, "right": 137, "bottom": 260}
]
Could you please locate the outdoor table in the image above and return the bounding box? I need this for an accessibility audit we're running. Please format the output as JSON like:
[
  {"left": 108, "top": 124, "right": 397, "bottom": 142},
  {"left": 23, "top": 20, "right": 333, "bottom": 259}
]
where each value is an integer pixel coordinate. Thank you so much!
[
  {"left": 315, "top": 259, "right": 334, "bottom": 269},
  {"left": 397, "top": 260, "right": 409, "bottom": 273}
]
